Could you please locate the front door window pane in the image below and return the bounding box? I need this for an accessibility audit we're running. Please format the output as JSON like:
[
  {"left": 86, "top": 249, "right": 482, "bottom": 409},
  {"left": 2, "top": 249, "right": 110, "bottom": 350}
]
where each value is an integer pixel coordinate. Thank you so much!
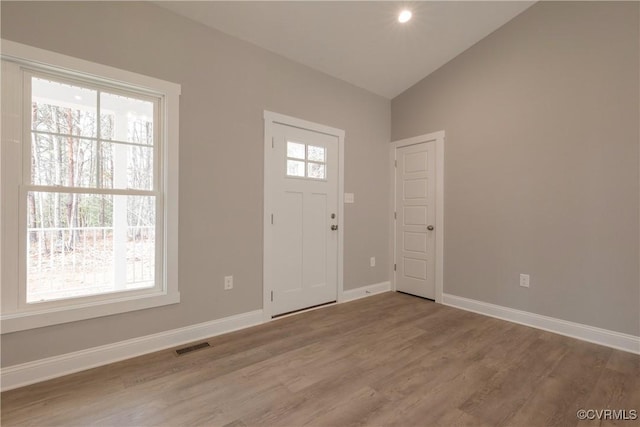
[
  {"left": 307, "top": 145, "right": 325, "bottom": 162},
  {"left": 287, "top": 141, "right": 305, "bottom": 159},
  {"left": 307, "top": 162, "right": 325, "bottom": 179},
  {"left": 287, "top": 159, "right": 305, "bottom": 177}
]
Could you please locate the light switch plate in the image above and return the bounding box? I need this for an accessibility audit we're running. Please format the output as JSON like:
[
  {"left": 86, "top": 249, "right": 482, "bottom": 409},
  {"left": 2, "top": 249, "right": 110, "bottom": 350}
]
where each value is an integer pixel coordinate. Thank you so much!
[{"left": 344, "top": 193, "right": 355, "bottom": 203}]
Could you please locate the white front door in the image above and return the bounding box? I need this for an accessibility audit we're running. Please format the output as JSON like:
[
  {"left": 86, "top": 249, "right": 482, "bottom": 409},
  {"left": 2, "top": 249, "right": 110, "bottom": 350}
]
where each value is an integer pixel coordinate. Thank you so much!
[
  {"left": 395, "top": 142, "right": 436, "bottom": 299},
  {"left": 269, "top": 122, "right": 339, "bottom": 316}
]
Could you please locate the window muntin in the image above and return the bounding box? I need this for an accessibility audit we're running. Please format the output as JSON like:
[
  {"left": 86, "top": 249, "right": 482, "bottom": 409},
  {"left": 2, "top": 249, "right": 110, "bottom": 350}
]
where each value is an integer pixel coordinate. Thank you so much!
[
  {"left": 286, "top": 141, "right": 326, "bottom": 180},
  {"left": 25, "top": 73, "right": 160, "bottom": 304}
]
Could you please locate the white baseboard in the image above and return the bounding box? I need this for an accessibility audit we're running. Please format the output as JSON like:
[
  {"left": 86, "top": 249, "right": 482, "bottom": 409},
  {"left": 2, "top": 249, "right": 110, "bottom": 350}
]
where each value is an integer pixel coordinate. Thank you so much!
[
  {"left": 442, "top": 293, "right": 640, "bottom": 355},
  {"left": 1, "top": 309, "right": 264, "bottom": 392},
  {"left": 9, "top": 288, "right": 634, "bottom": 391},
  {"left": 342, "top": 281, "right": 391, "bottom": 302},
  {"left": 1, "top": 281, "right": 394, "bottom": 391}
]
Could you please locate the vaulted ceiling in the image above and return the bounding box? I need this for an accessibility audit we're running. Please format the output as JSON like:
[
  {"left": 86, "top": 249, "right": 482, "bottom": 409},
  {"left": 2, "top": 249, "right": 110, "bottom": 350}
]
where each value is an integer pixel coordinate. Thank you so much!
[{"left": 157, "top": 1, "right": 535, "bottom": 99}]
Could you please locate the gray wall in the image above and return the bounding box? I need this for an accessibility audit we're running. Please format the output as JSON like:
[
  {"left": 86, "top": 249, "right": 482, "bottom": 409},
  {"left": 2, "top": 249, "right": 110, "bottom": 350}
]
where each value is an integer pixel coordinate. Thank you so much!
[
  {"left": 1, "top": 1, "right": 390, "bottom": 366},
  {"left": 2, "top": 0, "right": 637, "bottom": 369},
  {"left": 392, "top": 1, "right": 639, "bottom": 335}
]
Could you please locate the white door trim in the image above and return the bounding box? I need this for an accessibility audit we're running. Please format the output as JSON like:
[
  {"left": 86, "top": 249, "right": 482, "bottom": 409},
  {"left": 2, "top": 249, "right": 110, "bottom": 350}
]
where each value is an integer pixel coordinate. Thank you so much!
[
  {"left": 390, "top": 131, "right": 444, "bottom": 303},
  {"left": 263, "top": 111, "right": 345, "bottom": 322}
]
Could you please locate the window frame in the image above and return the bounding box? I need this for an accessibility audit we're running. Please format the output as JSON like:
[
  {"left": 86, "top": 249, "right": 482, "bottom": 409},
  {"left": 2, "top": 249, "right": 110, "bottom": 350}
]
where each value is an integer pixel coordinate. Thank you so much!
[
  {"left": 1, "top": 40, "right": 181, "bottom": 333},
  {"left": 285, "top": 140, "right": 328, "bottom": 181},
  {"left": 21, "top": 70, "right": 163, "bottom": 308}
]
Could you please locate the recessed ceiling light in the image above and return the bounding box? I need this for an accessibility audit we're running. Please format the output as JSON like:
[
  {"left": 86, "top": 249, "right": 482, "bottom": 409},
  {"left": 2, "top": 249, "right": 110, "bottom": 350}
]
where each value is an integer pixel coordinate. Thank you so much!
[{"left": 398, "top": 9, "right": 412, "bottom": 23}]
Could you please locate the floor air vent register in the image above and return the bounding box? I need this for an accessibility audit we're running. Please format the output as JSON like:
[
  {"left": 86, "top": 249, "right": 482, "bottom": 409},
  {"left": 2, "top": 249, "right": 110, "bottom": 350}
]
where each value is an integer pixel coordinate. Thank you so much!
[{"left": 175, "top": 342, "right": 211, "bottom": 355}]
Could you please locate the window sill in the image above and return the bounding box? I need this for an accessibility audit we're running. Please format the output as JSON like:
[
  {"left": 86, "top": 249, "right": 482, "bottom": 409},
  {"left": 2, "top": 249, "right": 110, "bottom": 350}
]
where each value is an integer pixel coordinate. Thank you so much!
[{"left": 1, "top": 291, "right": 180, "bottom": 334}]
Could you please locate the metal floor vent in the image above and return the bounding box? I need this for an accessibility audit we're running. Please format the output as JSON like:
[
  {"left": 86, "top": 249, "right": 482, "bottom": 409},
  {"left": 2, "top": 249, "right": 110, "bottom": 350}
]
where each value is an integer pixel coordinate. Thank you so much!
[{"left": 175, "top": 342, "right": 210, "bottom": 355}]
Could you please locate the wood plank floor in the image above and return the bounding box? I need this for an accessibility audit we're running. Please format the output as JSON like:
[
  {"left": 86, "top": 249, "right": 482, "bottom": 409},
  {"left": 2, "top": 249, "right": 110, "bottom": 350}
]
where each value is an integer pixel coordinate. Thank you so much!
[{"left": 2, "top": 292, "right": 639, "bottom": 426}]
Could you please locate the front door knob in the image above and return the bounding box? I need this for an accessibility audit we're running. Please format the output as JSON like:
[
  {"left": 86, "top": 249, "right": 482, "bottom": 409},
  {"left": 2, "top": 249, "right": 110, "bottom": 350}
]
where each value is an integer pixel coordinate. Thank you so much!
[
  {"left": 427, "top": 225, "right": 434, "bottom": 231},
  {"left": 331, "top": 225, "right": 338, "bottom": 231}
]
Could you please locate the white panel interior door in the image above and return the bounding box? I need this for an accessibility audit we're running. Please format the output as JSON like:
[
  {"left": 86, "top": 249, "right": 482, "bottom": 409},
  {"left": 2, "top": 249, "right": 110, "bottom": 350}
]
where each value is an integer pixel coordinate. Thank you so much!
[
  {"left": 395, "top": 142, "right": 436, "bottom": 299},
  {"left": 270, "top": 123, "right": 338, "bottom": 316}
]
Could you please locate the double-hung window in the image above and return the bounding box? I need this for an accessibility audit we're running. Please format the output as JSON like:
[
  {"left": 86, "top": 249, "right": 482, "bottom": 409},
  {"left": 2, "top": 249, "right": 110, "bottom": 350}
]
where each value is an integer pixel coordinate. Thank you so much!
[{"left": 1, "top": 41, "right": 180, "bottom": 332}]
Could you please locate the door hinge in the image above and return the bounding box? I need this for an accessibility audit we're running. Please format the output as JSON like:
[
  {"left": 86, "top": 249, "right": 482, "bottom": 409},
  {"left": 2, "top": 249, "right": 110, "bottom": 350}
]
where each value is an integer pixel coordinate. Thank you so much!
[
  {"left": 394, "top": 211, "right": 397, "bottom": 220},
  {"left": 394, "top": 160, "right": 397, "bottom": 168},
  {"left": 271, "top": 214, "right": 274, "bottom": 225},
  {"left": 272, "top": 137, "right": 274, "bottom": 148},
  {"left": 271, "top": 290, "right": 273, "bottom": 302},
  {"left": 394, "top": 263, "right": 397, "bottom": 271}
]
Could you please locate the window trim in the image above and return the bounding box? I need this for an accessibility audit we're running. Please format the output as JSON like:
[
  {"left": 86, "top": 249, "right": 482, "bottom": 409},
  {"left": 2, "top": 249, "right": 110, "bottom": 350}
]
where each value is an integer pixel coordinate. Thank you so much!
[{"left": 1, "top": 40, "right": 181, "bottom": 333}]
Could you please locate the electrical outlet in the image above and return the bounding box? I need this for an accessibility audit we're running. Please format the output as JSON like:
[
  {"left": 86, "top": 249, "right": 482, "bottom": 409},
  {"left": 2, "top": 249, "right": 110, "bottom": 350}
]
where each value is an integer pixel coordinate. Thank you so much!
[
  {"left": 224, "top": 275, "right": 233, "bottom": 290},
  {"left": 519, "top": 274, "right": 530, "bottom": 288},
  {"left": 370, "top": 257, "right": 376, "bottom": 267}
]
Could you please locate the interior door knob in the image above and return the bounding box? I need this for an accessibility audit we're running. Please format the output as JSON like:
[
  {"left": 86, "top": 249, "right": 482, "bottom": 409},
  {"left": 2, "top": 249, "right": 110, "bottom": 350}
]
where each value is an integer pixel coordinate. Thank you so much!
[
  {"left": 331, "top": 225, "right": 338, "bottom": 231},
  {"left": 427, "top": 225, "right": 434, "bottom": 231}
]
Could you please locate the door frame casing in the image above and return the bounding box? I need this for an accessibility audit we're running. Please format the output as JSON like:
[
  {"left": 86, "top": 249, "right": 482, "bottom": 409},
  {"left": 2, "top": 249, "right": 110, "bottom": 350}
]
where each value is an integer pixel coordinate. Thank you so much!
[
  {"left": 263, "top": 111, "right": 345, "bottom": 322},
  {"left": 390, "top": 131, "right": 444, "bottom": 303}
]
